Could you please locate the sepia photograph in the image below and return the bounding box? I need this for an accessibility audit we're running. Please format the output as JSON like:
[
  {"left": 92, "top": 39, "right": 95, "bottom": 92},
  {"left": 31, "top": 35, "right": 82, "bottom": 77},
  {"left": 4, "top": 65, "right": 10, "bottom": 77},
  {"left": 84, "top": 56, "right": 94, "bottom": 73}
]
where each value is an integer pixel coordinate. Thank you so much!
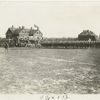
[{"left": 0, "top": 0, "right": 100, "bottom": 100}]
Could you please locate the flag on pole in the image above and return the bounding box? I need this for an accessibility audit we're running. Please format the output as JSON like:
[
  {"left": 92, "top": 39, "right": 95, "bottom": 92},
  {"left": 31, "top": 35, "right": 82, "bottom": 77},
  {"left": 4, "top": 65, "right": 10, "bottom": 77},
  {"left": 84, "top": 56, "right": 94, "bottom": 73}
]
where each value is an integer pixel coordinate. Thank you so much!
[{"left": 34, "top": 24, "right": 39, "bottom": 30}]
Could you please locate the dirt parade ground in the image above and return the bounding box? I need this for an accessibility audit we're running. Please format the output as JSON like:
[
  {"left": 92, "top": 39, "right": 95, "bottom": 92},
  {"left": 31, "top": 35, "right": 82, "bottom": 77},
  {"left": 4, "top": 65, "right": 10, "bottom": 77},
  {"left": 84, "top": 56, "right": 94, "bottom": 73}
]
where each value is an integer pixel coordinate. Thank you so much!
[{"left": 0, "top": 48, "right": 100, "bottom": 94}]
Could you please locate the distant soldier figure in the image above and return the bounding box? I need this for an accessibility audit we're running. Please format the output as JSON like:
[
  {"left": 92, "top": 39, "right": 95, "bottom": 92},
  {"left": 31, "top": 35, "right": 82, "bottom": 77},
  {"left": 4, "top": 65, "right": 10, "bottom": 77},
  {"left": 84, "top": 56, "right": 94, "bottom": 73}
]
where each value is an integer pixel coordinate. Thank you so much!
[{"left": 3, "top": 42, "right": 9, "bottom": 52}]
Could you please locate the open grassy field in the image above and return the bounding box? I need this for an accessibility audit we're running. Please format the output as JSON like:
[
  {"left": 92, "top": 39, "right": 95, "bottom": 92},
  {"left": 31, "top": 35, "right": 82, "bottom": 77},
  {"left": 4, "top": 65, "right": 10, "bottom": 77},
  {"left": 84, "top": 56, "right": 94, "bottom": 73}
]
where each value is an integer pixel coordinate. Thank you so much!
[{"left": 0, "top": 48, "right": 100, "bottom": 94}]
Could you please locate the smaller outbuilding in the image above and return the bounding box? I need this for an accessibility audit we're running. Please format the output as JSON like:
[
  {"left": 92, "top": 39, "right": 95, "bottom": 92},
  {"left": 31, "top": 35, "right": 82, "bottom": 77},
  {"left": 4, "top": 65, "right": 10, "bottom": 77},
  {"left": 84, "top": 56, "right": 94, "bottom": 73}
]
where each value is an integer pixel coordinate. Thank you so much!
[{"left": 78, "top": 30, "right": 97, "bottom": 41}]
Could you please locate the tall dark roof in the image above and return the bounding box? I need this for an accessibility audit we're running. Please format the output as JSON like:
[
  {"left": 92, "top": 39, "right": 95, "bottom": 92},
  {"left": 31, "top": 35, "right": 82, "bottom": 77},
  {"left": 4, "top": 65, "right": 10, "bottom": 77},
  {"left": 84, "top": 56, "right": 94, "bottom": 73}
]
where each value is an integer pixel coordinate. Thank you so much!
[
  {"left": 9, "top": 27, "right": 17, "bottom": 33},
  {"left": 7, "top": 27, "right": 21, "bottom": 34}
]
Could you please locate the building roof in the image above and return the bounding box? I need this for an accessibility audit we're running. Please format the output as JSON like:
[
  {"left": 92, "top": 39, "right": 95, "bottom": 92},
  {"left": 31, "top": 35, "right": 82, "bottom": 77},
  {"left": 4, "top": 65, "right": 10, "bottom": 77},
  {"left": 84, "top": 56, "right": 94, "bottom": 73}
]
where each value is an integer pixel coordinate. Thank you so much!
[
  {"left": 79, "top": 30, "right": 96, "bottom": 36},
  {"left": 6, "top": 26, "right": 42, "bottom": 36},
  {"left": 29, "top": 30, "right": 39, "bottom": 36},
  {"left": 9, "top": 27, "right": 17, "bottom": 33}
]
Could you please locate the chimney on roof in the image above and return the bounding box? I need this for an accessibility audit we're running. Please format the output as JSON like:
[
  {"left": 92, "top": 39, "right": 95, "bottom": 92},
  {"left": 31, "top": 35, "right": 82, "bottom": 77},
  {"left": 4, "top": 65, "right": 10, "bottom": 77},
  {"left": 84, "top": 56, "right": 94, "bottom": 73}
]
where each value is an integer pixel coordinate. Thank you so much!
[
  {"left": 22, "top": 26, "right": 25, "bottom": 29},
  {"left": 30, "top": 27, "right": 32, "bottom": 30},
  {"left": 12, "top": 25, "right": 14, "bottom": 29},
  {"left": 19, "top": 26, "right": 21, "bottom": 29}
]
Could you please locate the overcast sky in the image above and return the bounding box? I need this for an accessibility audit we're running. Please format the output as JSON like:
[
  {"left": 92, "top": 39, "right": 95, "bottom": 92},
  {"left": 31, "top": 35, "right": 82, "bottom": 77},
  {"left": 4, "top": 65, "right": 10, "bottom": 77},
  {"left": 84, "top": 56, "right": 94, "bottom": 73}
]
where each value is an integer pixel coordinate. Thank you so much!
[{"left": 0, "top": 1, "right": 100, "bottom": 38}]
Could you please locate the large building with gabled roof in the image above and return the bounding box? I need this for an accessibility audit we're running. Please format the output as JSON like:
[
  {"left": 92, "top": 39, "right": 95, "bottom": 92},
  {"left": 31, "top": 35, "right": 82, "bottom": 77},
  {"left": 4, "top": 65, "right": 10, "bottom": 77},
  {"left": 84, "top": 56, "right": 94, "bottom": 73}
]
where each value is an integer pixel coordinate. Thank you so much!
[{"left": 6, "top": 25, "right": 43, "bottom": 46}]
